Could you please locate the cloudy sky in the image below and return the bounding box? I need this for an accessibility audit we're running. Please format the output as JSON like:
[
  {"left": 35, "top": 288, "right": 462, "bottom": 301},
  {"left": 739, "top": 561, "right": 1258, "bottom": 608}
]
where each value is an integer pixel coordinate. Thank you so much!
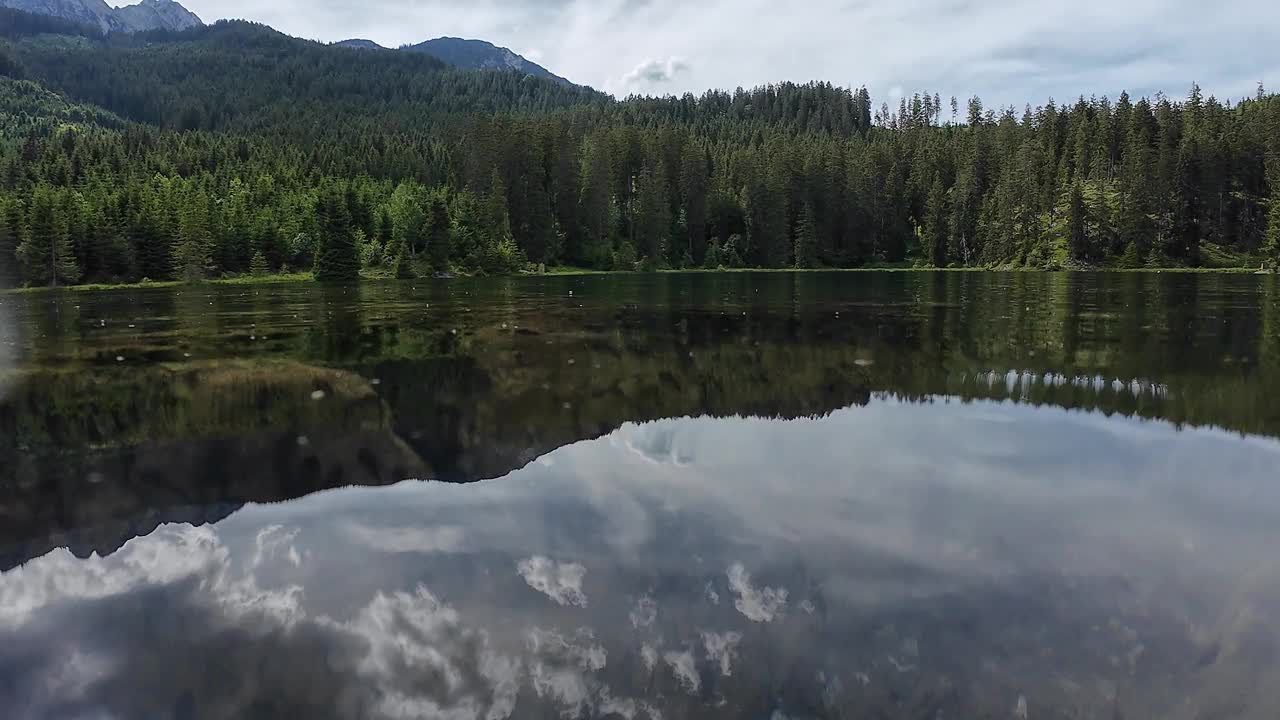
[{"left": 177, "top": 0, "right": 1276, "bottom": 107}]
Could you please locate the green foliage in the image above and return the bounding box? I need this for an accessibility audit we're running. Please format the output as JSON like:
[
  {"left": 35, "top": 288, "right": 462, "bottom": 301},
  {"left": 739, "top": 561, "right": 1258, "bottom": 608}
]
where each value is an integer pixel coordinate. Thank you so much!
[
  {"left": 923, "top": 178, "right": 949, "bottom": 267},
  {"left": 15, "top": 185, "right": 79, "bottom": 286},
  {"left": 392, "top": 237, "right": 415, "bottom": 279},
  {"left": 795, "top": 202, "right": 819, "bottom": 269},
  {"left": 0, "top": 21, "right": 1276, "bottom": 287},
  {"left": 1265, "top": 198, "right": 1280, "bottom": 267},
  {"left": 0, "top": 207, "right": 18, "bottom": 287},
  {"left": 250, "top": 250, "right": 269, "bottom": 276},
  {"left": 312, "top": 189, "right": 359, "bottom": 282},
  {"left": 173, "top": 237, "right": 214, "bottom": 282},
  {"left": 426, "top": 194, "right": 451, "bottom": 273}
]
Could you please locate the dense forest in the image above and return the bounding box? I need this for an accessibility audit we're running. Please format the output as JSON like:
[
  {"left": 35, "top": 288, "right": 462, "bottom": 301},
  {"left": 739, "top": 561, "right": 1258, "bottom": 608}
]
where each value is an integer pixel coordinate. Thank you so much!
[{"left": 1, "top": 10, "right": 1279, "bottom": 287}]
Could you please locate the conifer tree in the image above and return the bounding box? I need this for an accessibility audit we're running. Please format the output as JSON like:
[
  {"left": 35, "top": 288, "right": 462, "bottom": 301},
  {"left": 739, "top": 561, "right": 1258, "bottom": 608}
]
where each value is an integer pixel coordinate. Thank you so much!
[
  {"left": 0, "top": 210, "right": 17, "bottom": 288},
  {"left": 313, "top": 188, "right": 360, "bottom": 282},
  {"left": 16, "top": 186, "right": 80, "bottom": 286},
  {"left": 635, "top": 160, "right": 671, "bottom": 268},
  {"left": 924, "top": 178, "right": 950, "bottom": 266},
  {"left": 794, "top": 201, "right": 819, "bottom": 269},
  {"left": 250, "top": 250, "right": 269, "bottom": 276},
  {"left": 426, "top": 194, "right": 452, "bottom": 273}
]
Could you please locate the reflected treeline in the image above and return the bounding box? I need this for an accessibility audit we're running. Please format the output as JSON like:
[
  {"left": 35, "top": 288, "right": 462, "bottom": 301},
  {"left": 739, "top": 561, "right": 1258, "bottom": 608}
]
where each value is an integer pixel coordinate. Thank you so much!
[{"left": 1, "top": 272, "right": 1277, "bottom": 567}]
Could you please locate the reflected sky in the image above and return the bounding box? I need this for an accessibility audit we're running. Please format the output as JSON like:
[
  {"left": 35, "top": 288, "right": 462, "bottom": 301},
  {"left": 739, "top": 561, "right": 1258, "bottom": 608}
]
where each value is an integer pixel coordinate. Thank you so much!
[{"left": 5, "top": 397, "right": 1280, "bottom": 719}]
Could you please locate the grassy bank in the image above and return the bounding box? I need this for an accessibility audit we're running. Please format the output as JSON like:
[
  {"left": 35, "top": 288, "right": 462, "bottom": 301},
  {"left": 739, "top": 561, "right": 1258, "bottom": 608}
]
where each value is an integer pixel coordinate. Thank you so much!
[{"left": 3, "top": 265, "right": 1274, "bottom": 294}]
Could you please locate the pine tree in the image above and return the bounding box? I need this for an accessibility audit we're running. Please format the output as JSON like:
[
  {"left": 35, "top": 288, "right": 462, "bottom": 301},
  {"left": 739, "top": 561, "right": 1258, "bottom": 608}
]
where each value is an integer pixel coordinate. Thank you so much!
[
  {"left": 426, "top": 194, "right": 451, "bottom": 273},
  {"left": 679, "top": 144, "right": 710, "bottom": 265},
  {"left": 578, "top": 129, "right": 615, "bottom": 268},
  {"left": 1067, "top": 183, "right": 1089, "bottom": 263},
  {"left": 313, "top": 188, "right": 360, "bottom": 282},
  {"left": 172, "top": 236, "right": 214, "bottom": 282},
  {"left": 393, "top": 236, "right": 416, "bottom": 279},
  {"left": 924, "top": 178, "right": 949, "bottom": 266},
  {"left": 1265, "top": 197, "right": 1280, "bottom": 268},
  {"left": 250, "top": 250, "right": 270, "bottom": 276},
  {"left": 0, "top": 210, "right": 17, "bottom": 288},
  {"left": 635, "top": 160, "right": 671, "bottom": 269},
  {"left": 16, "top": 186, "right": 80, "bottom": 286},
  {"left": 794, "top": 201, "right": 819, "bottom": 268},
  {"left": 377, "top": 209, "right": 395, "bottom": 248}
]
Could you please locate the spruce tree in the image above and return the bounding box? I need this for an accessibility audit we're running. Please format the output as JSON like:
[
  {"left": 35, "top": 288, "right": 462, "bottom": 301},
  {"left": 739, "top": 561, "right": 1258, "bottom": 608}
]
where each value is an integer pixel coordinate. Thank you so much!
[
  {"left": 426, "top": 194, "right": 451, "bottom": 273},
  {"left": 250, "top": 250, "right": 270, "bottom": 276},
  {"left": 393, "top": 237, "right": 416, "bottom": 279},
  {"left": 579, "top": 130, "right": 614, "bottom": 267},
  {"left": 794, "top": 201, "right": 819, "bottom": 268},
  {"left": 635, "top": 160, "right": 671, "bottom": 269},
  {"left": 173, "top": 236, "right": 214, "bottom": 282},
  {"left": 1067, "top": 183, "right": 1089, "bottom": 263},
  {"left": 1265, "top": 198, "right": 1280, "bottom": 268},
  {"left": 680, "top": 144, "right": 710, "bottom": 265},
  {"left": 313, "top": 189, "right": 360, "bottom": 282},
  {"left": 0, "top": 210, "right": 17, "bottom": 288},
  {"left": 924, "top": 178, "right": 949, "bottom": 266},
  {"left": 16, "top": 186, "right": 80, "bottom": 286}
]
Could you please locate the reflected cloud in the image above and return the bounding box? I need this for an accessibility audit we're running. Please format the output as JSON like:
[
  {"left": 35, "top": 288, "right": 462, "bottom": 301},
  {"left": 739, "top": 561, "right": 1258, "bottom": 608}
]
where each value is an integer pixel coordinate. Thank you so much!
[
  {"left": 630, "top": 595, "right": 657, "bottom": 629},
  {"left": 727, "top": 563, "right": 788, "bottom": 623},
  {"left": 663, "top": 649, "right": 700, "bottom": 694},
  {"left": 344, "top": 522, "right": 465, "bottom": 554},
  {"left": 517, "top": 556, "right": 588, "bottom": 607},
  {"left": 4, "top": 397, "right": 1280, "bottom": 717},
  {"left": 701, "top": 631, "right": 741, "bottom": 677}
]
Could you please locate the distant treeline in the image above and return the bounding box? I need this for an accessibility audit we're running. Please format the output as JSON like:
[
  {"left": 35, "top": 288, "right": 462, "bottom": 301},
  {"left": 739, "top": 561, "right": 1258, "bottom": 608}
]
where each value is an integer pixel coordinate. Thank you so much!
[{"left": 1, "top": 14, "right": 1278, "bottom": 286}]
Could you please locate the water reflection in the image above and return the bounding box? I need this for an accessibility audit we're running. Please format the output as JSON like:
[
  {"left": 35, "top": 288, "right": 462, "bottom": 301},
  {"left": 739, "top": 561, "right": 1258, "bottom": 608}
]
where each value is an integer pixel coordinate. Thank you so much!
[
  {"left": 3, "top": 401, "right": 1280, "bottom": 718},
  {"left": 2, "top": 272, "right": 1280, "bottom": 718}
]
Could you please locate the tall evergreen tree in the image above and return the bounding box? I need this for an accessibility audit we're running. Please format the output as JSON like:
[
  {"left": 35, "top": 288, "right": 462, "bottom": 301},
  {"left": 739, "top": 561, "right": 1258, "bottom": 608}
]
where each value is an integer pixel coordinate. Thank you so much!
[
  {"left": 426, "top": 194, "right": 451, "bottom": 273},
  {"left": 1265, "top": 196, "right": 1280, "bottom": 268},
  {"left": 794, "top": 201, "right": 819, "bottom": 269},
  {"left": 578, "top": 129, "right": 615, "bottom": 268},
  {"left": 680, "top": 144, "right": 710, "bottom": 265},
  {"left": 16, "top": 186, "right": 79, "bottom": 286},
  {"left": 0, "top": 208, "right": 17, "bottom": 288},
  {"left": 1066, "top": 183, "right": 1089, "bottom": 263},
  {"left": 313, "top": 188, "right": 360, "bottom": 282},
  {"left": 635, "top": 159, "right": 671, "bottom": 269},
  {"left": 924, "top": 178, "right": 949, "bottom": 266}
]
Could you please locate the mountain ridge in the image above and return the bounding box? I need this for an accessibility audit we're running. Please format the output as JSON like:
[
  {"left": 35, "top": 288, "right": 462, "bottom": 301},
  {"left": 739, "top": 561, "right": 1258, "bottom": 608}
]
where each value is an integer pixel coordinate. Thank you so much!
[
  {"left": 0, "top": 0, "right": 202, "bottom": 33},
  {"left": 336, "top": 35, "right": 573, "bottom": 86}
]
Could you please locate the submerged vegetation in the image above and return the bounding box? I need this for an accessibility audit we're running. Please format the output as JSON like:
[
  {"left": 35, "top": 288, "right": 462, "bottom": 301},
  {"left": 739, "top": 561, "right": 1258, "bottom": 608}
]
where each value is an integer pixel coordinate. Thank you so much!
[{"left": 1, "top": 11, "right": 1279, "bottom": 288}]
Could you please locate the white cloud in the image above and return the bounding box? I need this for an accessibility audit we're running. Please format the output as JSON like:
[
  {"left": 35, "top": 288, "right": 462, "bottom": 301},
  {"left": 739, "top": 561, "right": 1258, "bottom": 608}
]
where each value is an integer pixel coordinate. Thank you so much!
[
  {"left": 623, "top": 57, "right": 690, "bottom": 86},
  {"left": 727, "top": 563, "right": 788, "bottom": 623},
  {"left": 179, "top": 0, "right": 1280, "bottom": 107},
  {"left": 517, "top": 556, "right": 588, "bottom": 607}
]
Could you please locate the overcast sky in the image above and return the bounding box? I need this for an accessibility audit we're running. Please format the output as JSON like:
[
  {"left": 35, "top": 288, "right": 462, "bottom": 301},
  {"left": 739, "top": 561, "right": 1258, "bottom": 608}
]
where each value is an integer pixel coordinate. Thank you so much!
[{"left": 175, "top": 0, "right": 1279, "bottom": 108}]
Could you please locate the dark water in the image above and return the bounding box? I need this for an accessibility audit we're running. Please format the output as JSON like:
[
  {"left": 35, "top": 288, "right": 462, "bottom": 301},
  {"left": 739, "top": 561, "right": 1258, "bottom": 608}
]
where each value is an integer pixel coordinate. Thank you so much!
[{"left": 1, "top": 272, "right": 1279, "bottom": 719}]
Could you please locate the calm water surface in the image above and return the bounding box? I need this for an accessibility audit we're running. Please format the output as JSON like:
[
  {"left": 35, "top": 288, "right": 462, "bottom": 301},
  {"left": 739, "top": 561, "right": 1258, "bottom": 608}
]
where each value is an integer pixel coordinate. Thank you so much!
[{"left": 1, "top": 272, "right": 1279, "bottom": 719}]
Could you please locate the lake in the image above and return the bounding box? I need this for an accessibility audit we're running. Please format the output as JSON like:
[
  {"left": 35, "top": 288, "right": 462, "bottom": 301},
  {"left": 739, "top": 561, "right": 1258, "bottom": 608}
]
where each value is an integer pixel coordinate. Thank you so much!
[{"left": 1, "top": 271, "right": 1279, "bottom": 719}]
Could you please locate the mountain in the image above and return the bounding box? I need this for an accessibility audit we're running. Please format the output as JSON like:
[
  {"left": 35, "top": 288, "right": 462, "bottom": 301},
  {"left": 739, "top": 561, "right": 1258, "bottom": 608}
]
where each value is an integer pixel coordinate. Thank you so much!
[
  {"left": 0, "top": 0, "right": 201, "bottom": 33},
  {"left": 333, "top": 38, "right": 385, "bottom": 51},
  {"left": 113, "top": 0, "right": 202, "bottom": 33},
  {"left": 403, "top": 37, "right": 571, "bottom": 85}
]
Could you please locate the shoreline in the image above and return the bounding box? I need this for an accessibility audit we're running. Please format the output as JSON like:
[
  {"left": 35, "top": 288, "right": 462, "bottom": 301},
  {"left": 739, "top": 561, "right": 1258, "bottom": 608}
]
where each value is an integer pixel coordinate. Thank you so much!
[{"left": 1, "top": 265, "right": 1273, "bottom": 294}]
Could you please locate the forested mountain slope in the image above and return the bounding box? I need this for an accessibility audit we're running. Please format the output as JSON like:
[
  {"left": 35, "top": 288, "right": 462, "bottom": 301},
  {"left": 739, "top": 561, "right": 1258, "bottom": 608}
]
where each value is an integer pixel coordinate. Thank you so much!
[{"left": 1, "top": 9, "right": 1278, "bottom": 288}]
